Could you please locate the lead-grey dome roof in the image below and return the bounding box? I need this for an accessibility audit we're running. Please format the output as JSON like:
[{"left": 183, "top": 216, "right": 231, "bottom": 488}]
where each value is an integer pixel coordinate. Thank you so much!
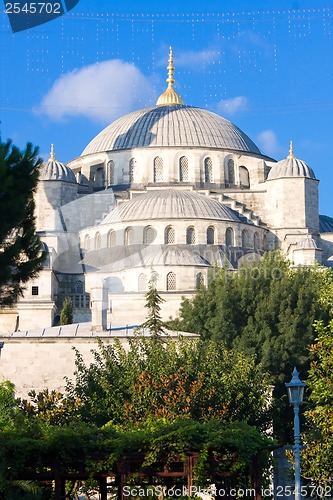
[
  {"left": 39, "top": 159, "right": 76, "bottom": 183},
  {"left": 82, "top": 105, "right": 261, "bottom": 156},
  {"left": 102, "top": 189, "right": 242, "bottom": 224},
  {"left": 294, "top": 235, "right": 319, "bottom": 250},
  {"left": 81, "top": 245, "right": 211, "bottom": 272},
  {"left": 267, "top": 155, "right": 316, "bottom": 180},
  {"left": 320, "top": 215, "right": 333, "bottom": 233}
]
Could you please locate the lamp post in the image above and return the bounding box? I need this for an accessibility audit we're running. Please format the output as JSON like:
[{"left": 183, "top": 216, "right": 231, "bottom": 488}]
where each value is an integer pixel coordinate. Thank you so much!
[{"left": 285, "top": 367, "right": 306, "bottom": 500}]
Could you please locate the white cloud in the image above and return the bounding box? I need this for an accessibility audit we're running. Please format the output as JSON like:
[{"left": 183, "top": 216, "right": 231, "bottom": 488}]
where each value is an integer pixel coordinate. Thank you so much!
[
  {"left": 257, "top": 130, "right": 281, "bottom": 157},
  {"left": 36, "top": 60, "right": 153, "bottom": 123},
  {"left": 175, "top": 48, "right": 219, "bottom": 68},
  {"left": 217, "top": 96, "right": 248, "bottom": 115}
]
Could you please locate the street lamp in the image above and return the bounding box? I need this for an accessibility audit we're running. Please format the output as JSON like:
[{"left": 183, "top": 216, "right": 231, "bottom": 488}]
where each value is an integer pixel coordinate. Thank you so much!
[{"left": 285, "top": 367, "right": 306, "bottom": 500}]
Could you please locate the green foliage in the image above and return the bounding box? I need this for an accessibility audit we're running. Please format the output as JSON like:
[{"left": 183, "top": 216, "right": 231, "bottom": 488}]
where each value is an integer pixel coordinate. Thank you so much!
[
  {"left": 65, "top": 336, "right": 271, "bottom": 430},
  {"left": 0, "top": 139, "right": 45, "bottom": 306},
  {"left": 141, "top": 270, "right": 166, "bottom": 337},
  {"left": 17, "top": 388, "right": 82, "bottom": 426},
  {"left": 171, "top": 253, "right": 332, "bottom": 436},
  {"left": 301, "top": 319, "right": 333, "bottom": 481},
  {"left": 0, "top": 417, "right": 272, "bottom": 494},
  {"left": 0, "top": 381, "right": 16, "bottom": 427},
  {"left": 60, "top": 297, "right": 73, "bottom": 325},
  {"left": 172, "top": 253, "right": 329, "bottom": 380}
]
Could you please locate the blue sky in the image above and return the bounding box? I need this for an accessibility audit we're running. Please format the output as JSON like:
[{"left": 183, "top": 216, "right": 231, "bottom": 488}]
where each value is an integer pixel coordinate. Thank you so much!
[{"left": 1, "top": 0, "right": 333, "bottom": 215}]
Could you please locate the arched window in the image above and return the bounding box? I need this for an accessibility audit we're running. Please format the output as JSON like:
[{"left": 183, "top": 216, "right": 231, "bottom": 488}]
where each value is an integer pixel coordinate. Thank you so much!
[
  {"left": 138, "top": 273, "right": 147, "bottom": 292},
  {"left": 186, "top": 226, "right": 196, "bottom": 244},
  {"left": 165, "top": 226, "right": 175, "bottom": 244},
  {"left": 84, "top": 235, "right": 90, "bottom": 251},
  {"left": 166, "top": 272, "right": 176, "bottom": 291},
  {"left": 254, "top": 232, "right": 260, "bottom": 251},
  {"left": 196, "top": 272, "right": 204, "bottom": 289},
  {"left": 125, "top": 227, "right": 134, "bottom": 245},
  {"left": 95, "top": 232, "right": 101, "bottom": 250},
  {"left": 204, "top": 157, "right": 213, "bottom": 182},
  {"left": 129, "top": 158, "right": 135, "bottom": 183},
  {"left": 179, "top": 156, "right": 189, "bottom": 181},
  {"left": 94, "top": 167, "right": 104, "bottom": 188},
  {"left": 107, "top": 160, "right": 115, "bottom": 186},
  {"left": 107, "top": 230, "right": 116, "bottom": 247},
  {"left": 227, "top": 158, "right": 235, "bottom": 185},
  {"left": 76, "top": 281, "right": 84, "bottom": 294},
  {"left": 239, "top": 166, "right": 250, "bottom": 188},
  {"left": 207, "top": 226, "right": 215, "bottom": 244},
  {"left": 153, "top": 156, "right": 163, "bottom": 182},
  {"left": 241, "top": 229, "right": 248, "bottom": 247},
  {"left": 225, "top": 227, "right": 234, "bottom": 246},
  {"left": 144, "top": 226, "right": 155, "bottom": 245},
  {"left": 263, "top": 233, "right": 267, "bottom": 251}
]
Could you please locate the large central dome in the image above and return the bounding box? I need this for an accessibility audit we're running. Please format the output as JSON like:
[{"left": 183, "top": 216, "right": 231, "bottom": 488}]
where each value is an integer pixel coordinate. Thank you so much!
[{"left": 82, "top": 104, "right": 261, "bottom": 156}]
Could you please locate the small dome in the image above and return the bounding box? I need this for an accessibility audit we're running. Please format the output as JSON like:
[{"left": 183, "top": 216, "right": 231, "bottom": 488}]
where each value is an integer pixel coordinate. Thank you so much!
[
  {"left": 295, "top": 235, "right": 319, "bottom": 250},
  {"left": 39, "top": 145, "right": 76, "bottom": 183},
  {"left": 101, "top": 189, "right": 242, "bottom": 224},
  {"left": 79, "top": 174, "right": 89, "bottom": 186},
  {"left": 267, "top": 141, "right": 316, "bottom": 180}
]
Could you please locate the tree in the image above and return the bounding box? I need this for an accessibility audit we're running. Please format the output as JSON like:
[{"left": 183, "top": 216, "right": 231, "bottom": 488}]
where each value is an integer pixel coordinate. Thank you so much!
[
  {"left": 141, "top": 270, "right": 166, "bottom": 337},
  {"left": 65, "top": 336, "right": 272, "bottom": 430},
  {"left": 60, "top": 297, "right": 73, "bottom": 325},
  {"left": 0, "top": 381, "right": 16, "bottom": 427},
  {"left": 301, "top": 279, "right": 333, "bottom": 482},
  {"left": 0, "top": 140, "right": 45, "bottom": 306},
  {"left": 169, "top": 253, "right": 332, "bottom": 439}
]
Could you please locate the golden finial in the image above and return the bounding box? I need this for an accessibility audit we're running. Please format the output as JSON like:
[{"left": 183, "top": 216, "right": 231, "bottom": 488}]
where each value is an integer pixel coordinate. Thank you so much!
[
  {"left": 288, "top": 140, "right": 295, "bottom": 159},
  {"left": 156, "top": 46, "right": 184, "bottom": 106},
  {"left": 49, "top": 143, "right": 56, "bottom": 162},
  {"left": 166, "top": 46, "right": 175, "bottom": 88}
]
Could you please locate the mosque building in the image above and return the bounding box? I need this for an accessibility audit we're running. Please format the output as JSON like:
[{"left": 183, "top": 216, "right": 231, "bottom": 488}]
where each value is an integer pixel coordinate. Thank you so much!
[{"left": 2, "top": 46, "right": 333, "bottom": 333}]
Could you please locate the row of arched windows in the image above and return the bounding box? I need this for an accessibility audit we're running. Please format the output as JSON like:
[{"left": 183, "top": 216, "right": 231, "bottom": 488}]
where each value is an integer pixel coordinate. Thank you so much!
[
  {"left": 83, "top": 227, "right": 262, "bottom": 250},
  {"left": 106, "top": 156, "right": 250, "bottom": 187},
  {"left": 137, "top": 272, "right": 205, "bottom": 292}
]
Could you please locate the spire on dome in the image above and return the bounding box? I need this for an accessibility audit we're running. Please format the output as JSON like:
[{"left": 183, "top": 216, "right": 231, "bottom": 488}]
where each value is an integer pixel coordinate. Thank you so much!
[
  {"left": 288, "top": 140, "right": 295, "bottom": 159},
  {"left": 156, "top": 46, "right": 184, "bottom": 106},
  {"left": 49, "top": 143, "right": 56, "bottom": 162}
]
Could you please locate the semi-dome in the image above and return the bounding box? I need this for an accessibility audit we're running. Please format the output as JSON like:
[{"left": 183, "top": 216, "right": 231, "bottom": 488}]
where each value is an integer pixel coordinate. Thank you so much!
[
  {"left": 81, "top": 244, "right": 211, "bottom": 272},
  {"left": 40, "top": 145, "right": 76, "bottom": 183},
  {"left": 81, "top": 105, "right": 261, "bottom": 156},
  {"left": 267, "top": 141, "right": 316, "bottom": 180},
  {"left": 101, "top": 189, "right": 242, "bottom": 224}
]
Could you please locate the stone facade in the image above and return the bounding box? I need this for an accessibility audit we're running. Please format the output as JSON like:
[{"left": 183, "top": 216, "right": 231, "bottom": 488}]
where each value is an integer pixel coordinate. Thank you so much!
[{"left": 1, "top": 76, "right": 333, "bottom": 335}]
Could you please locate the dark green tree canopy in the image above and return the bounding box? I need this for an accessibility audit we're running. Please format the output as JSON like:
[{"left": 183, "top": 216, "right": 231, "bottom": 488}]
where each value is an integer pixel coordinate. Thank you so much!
[
  {"left": 0, "top": 139, "right": 45, "bottom": 307},
  {"left": 170, "top": 253, "right": 332, "bottom": 440},
  {"left": 171, "top": 253, "right": 331, "bottom": 385}
]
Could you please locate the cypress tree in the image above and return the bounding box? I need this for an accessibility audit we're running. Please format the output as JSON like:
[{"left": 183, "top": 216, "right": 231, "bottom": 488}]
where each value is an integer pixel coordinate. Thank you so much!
[
  {"left": 60, "top": 297, "right": 73, "bottom": 325},
  {"left": 141, "top": 270, "right": 166, "bottom": 337},
  {"left": 0, "top": 140, "right": 45, "bottom": 306}
]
